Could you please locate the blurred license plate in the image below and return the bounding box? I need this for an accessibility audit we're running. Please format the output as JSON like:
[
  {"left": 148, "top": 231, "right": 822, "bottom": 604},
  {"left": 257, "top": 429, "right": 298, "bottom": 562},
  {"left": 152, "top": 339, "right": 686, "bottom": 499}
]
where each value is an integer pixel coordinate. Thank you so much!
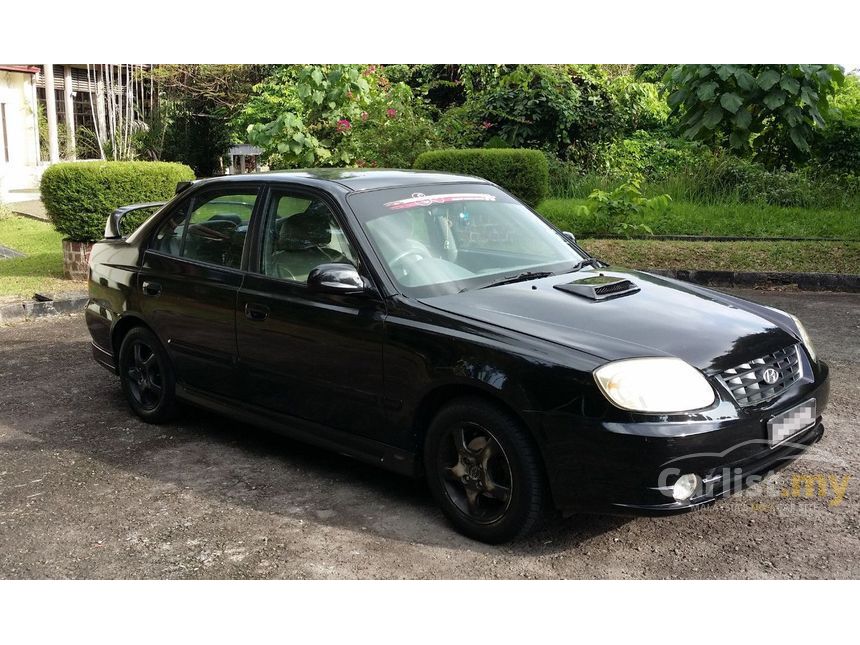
[{"left": 768, "top": 399, "right": 816, "bottom": 447}]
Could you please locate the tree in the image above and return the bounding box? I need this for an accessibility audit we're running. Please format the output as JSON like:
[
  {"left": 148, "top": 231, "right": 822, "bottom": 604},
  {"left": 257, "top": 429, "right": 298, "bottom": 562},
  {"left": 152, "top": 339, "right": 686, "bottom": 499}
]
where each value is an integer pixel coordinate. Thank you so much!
[
  {"left": 664, "top": 64, "right": 844, "bottom": 164},
  {"left": 148, "top": 65, "right": 270, "bottom": 175}
]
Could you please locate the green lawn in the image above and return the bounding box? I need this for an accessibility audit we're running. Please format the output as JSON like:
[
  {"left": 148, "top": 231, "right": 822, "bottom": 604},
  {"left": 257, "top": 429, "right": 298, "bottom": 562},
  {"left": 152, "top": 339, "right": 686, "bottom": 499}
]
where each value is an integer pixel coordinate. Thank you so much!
[
  {"left": 0, "top": 212, "right": 80, "bottom": 299},
  {"left": 582, "top": 239, "right": 860, "bottom": 274},
  {"left": 539, "top": 199, "right": 860, "bottom": 239}
]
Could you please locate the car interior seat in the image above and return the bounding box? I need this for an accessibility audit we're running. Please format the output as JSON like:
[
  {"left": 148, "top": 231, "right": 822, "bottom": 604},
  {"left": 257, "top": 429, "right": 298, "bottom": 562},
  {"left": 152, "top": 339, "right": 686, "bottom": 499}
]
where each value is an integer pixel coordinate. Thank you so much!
[{"left": 269, "top": 202, "right": 349, "bottom": 281}]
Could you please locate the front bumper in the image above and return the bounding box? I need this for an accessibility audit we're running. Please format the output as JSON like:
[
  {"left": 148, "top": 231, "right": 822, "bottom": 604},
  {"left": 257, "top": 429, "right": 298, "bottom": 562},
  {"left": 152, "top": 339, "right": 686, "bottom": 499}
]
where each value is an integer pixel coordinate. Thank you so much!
[{"left": 541, "top": 361, "right": 831, "bottom": 514}]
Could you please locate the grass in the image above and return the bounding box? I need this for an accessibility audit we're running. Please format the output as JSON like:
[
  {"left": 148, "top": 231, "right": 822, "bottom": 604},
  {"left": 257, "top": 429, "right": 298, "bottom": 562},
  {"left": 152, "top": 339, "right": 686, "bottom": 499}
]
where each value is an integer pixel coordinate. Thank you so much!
[
  {"left": 581, "top": 239, "right": 860, "bottom": 274},
  {"left": 538, "top": 198, "right": 860, "bottom": 239},
  {"left": 0, "top": 210, "right": 79, "bottom": 299}
]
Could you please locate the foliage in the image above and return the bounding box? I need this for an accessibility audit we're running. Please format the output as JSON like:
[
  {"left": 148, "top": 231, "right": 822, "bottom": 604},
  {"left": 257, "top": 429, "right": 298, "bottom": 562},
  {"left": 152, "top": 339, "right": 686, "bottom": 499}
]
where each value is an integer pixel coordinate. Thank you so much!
[
  {"left": 346, "top": 82, "right": 441, "bottom": 168},
  {"left": 831, "top": 74, "right": 860, "bottom": 123},
  {"left": 464, "top": 65, "right": 616, "bottom": 160},
  {"left": 607, "top": 76, "right": 670, "bottom": 133},
  {"left": 813, "top": 120, "right": 860, "bottom": 175},
  {"left": 664, "top": 65, "right": 845, "bottom": 163},
  {"left": 572, "top": 177, "right": 668, "bottom": 237},
  {"left": 594, "top": 131, "right": 710, "bottom": 181},
  {"left": 413, "top": 148, "right": 549, "bottom": 206},
  {"left": 813, "top": 75, "right": 860, "bottom": 174},
  {"left": 245, "top": 65, "right": 376, "bottom": 167},
  {"left": 40, "top": 161, "right": 194, "bottom": 242},
  {"left": 158, "top": 101, "right": 235, "bottom": 177},
  {"left": 430, "top": 103, "right": 486, "bottom": 149},
  {"left": 150, "top": 65, "right": 269, "bottom": 175}
]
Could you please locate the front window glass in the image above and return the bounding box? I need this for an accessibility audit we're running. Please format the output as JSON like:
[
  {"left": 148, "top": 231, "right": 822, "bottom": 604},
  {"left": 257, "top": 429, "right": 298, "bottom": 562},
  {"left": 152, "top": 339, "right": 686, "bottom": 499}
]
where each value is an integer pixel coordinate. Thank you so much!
[
  {"left": 347, "top": 184, "right": 585, "bottom": 297},
  {"left": 259, "top": 191, "right": 358, "bottom": 283}
]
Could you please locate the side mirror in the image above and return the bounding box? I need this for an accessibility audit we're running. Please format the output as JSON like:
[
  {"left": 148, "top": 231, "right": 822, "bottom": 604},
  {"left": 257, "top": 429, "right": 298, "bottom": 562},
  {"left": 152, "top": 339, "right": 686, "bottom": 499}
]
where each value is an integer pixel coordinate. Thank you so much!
[
  {"left": 104, "top": 202, "right": 166, "bottom": 239},
  {"left": 307, "top": 263, "right": 368, "bottom": 295},
  {"left": 105, "top": 210, "right": 126, "bottom": 239},
  {"left": 563, "top": 231, "right": 576, "bottom": 244}
]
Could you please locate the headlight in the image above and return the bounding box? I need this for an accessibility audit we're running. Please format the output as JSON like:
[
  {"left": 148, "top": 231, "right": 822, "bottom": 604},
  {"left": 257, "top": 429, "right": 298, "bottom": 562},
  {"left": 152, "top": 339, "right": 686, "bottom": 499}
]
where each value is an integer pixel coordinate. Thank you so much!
[
  {"left": 788, "top": 314, "right": 817, "bottom": 363},
  {"left": 593, "top": 357, "right": 716, "bottom": 413}
]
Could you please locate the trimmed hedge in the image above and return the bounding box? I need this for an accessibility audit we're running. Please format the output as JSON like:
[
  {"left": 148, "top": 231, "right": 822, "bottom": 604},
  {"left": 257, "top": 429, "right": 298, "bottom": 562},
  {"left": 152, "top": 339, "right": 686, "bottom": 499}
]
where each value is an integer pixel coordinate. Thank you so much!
[
  {"left": 41, "top": 161, "right": 195, "bottom": 242},
  {"left": 413, "top": 148, "right": 549, "bottom": 206}
]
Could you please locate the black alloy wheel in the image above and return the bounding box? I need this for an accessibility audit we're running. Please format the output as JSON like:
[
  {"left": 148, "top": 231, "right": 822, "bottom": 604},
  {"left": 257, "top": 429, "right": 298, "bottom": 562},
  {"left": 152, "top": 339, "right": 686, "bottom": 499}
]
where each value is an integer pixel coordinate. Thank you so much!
[
  {"left": 118, "top": 326, "right": 177, "bottom": 424},
  {"left": 425, "top": 398, "right": 548, "bottom": 543}
]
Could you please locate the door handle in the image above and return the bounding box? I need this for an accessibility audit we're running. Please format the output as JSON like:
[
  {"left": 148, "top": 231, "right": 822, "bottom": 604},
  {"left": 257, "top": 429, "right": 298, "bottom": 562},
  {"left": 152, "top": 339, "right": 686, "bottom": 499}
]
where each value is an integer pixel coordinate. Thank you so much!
[
  {"left": 244, "top": 302, "right": 270, "bottom": 321},
  {"left": 142, "top": 280, "right": 162, "bottom": 297}
]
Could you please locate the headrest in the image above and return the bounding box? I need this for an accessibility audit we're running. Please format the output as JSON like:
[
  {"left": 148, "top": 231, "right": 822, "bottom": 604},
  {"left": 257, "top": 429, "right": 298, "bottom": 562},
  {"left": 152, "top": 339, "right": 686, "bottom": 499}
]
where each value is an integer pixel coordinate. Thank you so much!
[{"left": 277, "top": 203, "right": 332, "bottom": 251}]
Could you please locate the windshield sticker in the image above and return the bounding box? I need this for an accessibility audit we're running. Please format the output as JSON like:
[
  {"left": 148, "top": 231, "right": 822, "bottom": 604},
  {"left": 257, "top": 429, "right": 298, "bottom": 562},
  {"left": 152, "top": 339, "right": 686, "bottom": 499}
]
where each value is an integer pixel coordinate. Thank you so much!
[{"left": 384, "top": 193, "right": 496, "bottom": 210}]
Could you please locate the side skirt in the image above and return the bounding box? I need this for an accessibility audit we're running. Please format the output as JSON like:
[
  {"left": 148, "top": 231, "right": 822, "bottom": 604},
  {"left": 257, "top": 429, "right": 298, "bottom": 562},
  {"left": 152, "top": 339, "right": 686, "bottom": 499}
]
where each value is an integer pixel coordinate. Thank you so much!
[{"left": 175, "top": 384, "right": 420, "bottom": 478}]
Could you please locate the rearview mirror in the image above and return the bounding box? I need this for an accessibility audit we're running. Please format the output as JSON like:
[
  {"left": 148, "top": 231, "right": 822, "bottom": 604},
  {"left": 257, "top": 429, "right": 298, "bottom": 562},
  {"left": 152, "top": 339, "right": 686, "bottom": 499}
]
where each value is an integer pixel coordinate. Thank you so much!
[{"left": 307, "top": 263, "right": 368, "bottom": 295}]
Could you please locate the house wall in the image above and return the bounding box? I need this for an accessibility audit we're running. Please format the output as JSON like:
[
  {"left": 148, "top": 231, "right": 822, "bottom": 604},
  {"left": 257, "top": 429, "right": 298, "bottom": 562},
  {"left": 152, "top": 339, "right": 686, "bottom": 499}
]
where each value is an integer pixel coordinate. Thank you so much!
[{"left": 0, "top": 70, "right": 41, "bottom": 193}]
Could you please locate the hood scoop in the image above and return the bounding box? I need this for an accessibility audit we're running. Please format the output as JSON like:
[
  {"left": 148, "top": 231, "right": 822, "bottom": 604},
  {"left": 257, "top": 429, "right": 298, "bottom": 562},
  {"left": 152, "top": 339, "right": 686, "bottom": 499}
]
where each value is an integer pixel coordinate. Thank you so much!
[{"left": 553, "top": 274, "right": 640, "bottom": 301}]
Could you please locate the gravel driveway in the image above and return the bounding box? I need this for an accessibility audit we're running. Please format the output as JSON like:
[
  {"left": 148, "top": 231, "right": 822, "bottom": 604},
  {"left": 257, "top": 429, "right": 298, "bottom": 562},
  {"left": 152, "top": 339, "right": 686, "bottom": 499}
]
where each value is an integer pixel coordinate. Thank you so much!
[{"left": 1, "top": 288, "right": 858, "bottom": 579}]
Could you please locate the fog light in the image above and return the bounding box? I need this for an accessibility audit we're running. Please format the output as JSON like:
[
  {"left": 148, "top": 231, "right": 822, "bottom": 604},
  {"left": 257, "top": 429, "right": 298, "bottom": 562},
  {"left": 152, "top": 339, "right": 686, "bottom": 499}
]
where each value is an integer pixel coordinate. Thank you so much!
[{"left": 672, "top": 474, "right": 701, "bottom": 501}]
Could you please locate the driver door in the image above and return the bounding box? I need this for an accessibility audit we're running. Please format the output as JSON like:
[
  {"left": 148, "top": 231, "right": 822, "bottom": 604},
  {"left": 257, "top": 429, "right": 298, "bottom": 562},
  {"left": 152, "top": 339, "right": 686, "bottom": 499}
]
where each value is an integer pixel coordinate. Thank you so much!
[{"left": 236, "top": 187, "right": 388, "bottom": 441}]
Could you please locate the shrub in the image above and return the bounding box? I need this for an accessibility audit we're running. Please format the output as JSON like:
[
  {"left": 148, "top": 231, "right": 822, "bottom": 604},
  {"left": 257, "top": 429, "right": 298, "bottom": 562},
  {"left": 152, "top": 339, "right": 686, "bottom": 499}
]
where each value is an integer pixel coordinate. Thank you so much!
[
  {"left": 575, "top": 177, "right": 669, "bottom": 237},
  {"left": 346, "top": 82, "right": 441, "bottom": 168},
  {"left": 413, "top": 148, "right": 549, "bottom": 206},
  {"left": 594, "top": 131, "right": 711, "bottom": 182},
  {"left": 466, "top": 65, "right": 616, "bottom": 160},
  {"left": 815, "top": 120, "right": 860, "bottom": 175},
  {"left": 41, "top": 161, "right": 195, "bottom": 242}
]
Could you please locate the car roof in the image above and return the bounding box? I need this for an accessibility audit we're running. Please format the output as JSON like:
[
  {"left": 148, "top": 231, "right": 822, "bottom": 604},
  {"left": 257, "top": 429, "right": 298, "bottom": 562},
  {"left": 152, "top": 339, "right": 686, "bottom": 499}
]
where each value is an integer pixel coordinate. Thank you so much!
[{"left": 192, "top": 168, "right": 490, "bottom": 193}]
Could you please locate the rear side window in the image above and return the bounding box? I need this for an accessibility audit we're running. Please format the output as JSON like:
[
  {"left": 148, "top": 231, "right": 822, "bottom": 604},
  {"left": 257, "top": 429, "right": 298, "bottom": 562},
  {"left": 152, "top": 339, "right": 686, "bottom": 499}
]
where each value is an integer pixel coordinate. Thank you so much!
[{"left": 151, "top": 190, "right": 258, "bottom": 269}]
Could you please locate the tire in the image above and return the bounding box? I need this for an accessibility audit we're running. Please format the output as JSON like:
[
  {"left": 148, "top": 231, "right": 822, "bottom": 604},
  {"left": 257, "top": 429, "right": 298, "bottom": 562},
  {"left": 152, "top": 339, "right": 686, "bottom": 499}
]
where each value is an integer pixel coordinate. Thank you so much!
[
  {"left": 117, "top": 326, "right": 177, "bottom": 424},
  {"left": 424, "top": 397, "right": 548, "bottom": 543}
]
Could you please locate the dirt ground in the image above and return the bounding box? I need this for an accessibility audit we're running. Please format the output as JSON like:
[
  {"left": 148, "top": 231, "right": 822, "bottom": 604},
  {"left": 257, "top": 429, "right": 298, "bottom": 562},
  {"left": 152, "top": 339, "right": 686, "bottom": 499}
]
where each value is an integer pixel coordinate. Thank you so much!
[{"left": 0, "top": 288, "right": 858, "bottom": 579}]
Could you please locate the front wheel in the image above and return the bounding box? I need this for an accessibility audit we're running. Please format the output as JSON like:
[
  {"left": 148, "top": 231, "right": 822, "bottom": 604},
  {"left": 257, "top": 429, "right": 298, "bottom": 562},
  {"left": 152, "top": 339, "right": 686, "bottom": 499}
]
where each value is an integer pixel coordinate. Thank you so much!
[
  {"left": 424, "top": 398, "right": 548, "bottom": 543},
  {"left": 118, "top": 326, "right": 177, "bottom": 424}
]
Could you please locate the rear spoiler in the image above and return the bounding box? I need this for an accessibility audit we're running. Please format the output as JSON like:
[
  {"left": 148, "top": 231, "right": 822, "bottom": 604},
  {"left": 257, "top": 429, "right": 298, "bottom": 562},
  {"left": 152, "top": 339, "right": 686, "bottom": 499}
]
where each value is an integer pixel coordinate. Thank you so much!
[{"left": 104, "top": 202, "right": 166, "bottom": 239}]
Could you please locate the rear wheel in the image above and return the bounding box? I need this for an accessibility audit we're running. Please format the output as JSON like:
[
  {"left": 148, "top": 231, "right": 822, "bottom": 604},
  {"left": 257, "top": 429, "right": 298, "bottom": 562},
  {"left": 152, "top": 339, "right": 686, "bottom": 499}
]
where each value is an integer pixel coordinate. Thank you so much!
[
  {"left": 424, "top": 398, "right": 548, "bottom": 543},
  {"left": 118, "top": 326, "right": 177, "bottom": 424}
]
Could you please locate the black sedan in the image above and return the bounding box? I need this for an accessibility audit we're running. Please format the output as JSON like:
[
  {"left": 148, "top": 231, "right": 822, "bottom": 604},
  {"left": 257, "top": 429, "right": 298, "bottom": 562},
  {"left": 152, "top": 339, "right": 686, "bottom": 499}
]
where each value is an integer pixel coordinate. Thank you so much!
[{"left": 85, "top": 169, "right": 829, "bottom": 543}]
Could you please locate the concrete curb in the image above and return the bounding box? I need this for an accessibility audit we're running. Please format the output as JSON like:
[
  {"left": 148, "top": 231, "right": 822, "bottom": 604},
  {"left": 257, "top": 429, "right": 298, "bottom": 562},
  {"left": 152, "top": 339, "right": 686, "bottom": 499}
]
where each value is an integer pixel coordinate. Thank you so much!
[
  {"left": 649, "top": 269, "right": 860, "bottom": 292},
  {"left": 0, "top": 294, "right": 88, "bottom": 325}
]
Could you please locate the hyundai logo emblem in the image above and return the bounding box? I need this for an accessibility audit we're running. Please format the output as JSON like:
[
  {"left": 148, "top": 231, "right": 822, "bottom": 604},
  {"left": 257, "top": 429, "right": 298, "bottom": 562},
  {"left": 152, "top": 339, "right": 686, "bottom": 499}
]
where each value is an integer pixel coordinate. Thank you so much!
[{"left": 762, "top": 368, "right": 780, "bottom": 385}]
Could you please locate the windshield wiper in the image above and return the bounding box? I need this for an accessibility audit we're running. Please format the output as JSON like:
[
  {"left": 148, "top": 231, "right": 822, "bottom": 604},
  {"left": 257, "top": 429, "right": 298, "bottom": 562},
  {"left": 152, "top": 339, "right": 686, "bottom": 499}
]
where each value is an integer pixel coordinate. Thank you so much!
[
  {"left": 563, "top": 257, "right": 602, "bottom": 273},
  {"left": 479, "top": 270, "right": 555, "bottom": 290}
]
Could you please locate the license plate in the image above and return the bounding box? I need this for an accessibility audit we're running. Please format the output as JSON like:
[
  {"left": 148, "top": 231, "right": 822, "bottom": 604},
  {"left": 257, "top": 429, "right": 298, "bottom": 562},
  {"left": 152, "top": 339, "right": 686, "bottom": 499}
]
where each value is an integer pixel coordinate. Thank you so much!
[{"left": 768, "top": 399, "right": 816, "bottom": 447}]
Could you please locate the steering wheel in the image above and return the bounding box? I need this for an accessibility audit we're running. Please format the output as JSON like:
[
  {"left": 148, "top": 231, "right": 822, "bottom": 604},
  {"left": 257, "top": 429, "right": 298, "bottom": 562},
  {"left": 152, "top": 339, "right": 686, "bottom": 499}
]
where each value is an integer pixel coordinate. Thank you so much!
[{"left": 390, "top": 248, "right": 430, "bottom": 269}]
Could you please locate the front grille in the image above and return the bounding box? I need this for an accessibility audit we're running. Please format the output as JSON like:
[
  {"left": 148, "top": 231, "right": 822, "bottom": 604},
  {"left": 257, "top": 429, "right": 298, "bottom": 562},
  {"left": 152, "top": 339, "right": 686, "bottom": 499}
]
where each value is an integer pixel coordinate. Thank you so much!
[{"left": 719, "top": 345, "right": 802, "bottom": 407}]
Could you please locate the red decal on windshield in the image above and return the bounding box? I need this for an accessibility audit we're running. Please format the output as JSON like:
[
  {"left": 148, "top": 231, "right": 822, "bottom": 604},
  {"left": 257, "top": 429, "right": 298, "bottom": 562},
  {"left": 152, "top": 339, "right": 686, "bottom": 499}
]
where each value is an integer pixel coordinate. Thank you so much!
[{"left": 384, "top": 193, "right": 496, "bottom": 210}]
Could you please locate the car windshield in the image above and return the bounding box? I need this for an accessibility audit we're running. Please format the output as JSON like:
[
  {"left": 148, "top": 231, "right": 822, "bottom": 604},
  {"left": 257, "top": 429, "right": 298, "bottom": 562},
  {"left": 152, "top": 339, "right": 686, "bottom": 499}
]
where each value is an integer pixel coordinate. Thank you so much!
[{"left": 347, "top": 183, "right": 586, "bottom": 297}]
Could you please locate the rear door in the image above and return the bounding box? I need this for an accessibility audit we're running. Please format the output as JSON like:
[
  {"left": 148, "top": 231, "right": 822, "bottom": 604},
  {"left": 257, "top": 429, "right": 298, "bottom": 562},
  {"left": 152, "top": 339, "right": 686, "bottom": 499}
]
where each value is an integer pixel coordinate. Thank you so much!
[
  {"left": 138, "top": 184, "right": 261, "bottom": 398},
  {"left": 235, "top": 186, "right": 388, "bottom": 440}
]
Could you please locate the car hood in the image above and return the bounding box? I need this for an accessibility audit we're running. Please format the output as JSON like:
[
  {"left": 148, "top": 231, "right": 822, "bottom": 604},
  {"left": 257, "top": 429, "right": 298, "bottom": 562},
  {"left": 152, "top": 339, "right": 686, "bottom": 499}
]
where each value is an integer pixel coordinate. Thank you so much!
[{"left": 419, "top": 268, "right": 799, "bottom": 373}]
